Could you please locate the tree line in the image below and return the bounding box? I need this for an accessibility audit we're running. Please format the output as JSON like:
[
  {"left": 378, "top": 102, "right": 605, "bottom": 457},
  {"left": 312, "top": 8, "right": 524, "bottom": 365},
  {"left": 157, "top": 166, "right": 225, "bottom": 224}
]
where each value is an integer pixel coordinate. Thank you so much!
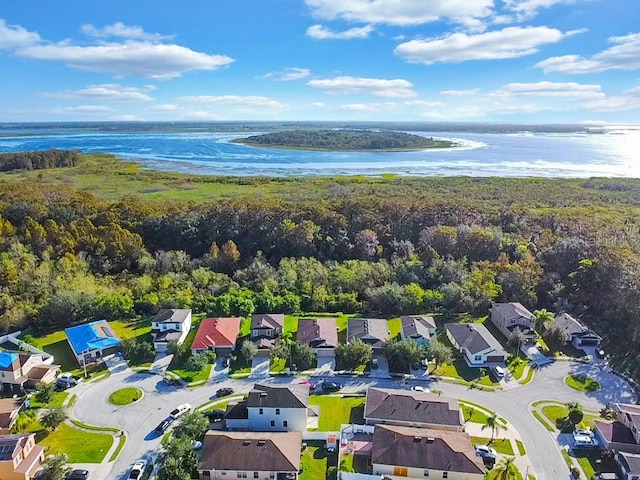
[{"left": 0, "top": 149, "right": 81, "bottom": 172}]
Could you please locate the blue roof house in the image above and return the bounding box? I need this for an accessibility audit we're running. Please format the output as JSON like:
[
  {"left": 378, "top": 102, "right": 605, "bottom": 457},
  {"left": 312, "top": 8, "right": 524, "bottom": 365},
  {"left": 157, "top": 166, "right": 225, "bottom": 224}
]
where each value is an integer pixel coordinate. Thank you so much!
[{"left": 65, "top": 320, "right": 121, "bottom": 365}]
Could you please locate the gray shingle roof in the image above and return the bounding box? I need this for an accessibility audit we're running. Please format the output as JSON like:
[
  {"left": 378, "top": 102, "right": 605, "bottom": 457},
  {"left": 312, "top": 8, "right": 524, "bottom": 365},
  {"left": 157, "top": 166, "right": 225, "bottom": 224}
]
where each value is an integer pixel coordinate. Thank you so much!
[
  {"left": 247, "top": 383, "right": 309, "bottom": 409},
  {"left": 553, "top": 313, "right": 601, "bottom": 339},
  {"left": 348, "top": 318, "right": 389, "bottom": 348},
  {"left": 251, "top": 313, "right": 285, "bottom": 330},
  {"left": 492, "top": 302, "right": 535, "bottom": 321},
  {"left": 296, "top": 318, "right": 338, "bottom": 348},
  {"left": 446, "top": 323, "right": 506, "bottom": 356},
  {"left": 401, "top": 315, "right": 435, "bottom": 339},
  {"left": 151, "top": 309, "right": 191, "bottom": 324}
]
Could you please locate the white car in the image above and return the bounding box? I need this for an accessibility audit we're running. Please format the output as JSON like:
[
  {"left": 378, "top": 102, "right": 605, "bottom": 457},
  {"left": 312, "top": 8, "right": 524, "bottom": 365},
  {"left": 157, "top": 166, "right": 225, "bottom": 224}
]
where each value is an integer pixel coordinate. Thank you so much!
[
  {"left": 128, "top": 459, "right": 147, "bottom": 480},
  {"left": 475, "top": 445, "right": 498, "bottom": 458},
  {"left": 191, "top": 440, "right": 203, "bottom": 450},
  {"left": 573, "top": 428, "right": 595, "bottom": 438},
  {"left": 170, "top": 403, "right": 192, "bottom": 419},
  {"left": 573, "top": 435, "right": 598, "bottom": 448},
  {"left": 411, "top": 386, "right": 430, "bottom": 392}
]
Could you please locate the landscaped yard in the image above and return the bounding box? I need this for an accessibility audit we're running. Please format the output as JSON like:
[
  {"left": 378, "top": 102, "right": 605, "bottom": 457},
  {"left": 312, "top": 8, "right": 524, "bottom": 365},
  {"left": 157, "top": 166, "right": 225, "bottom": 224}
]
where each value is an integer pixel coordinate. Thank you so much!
[
  {"left": 40, "top": 423, "right": 113, "bottom": 463},
  {"left": 168, "top": 315, "right": 213, "bottom": 382},
  {"left": 538, "top": 402, "right": 600, "bottom": 430},
  {"left": 309, "top": 395, "right": 365, "bottom": 431},
  {"left": 432, "top": 333, "right": 500, "bottom": 387},
  {"left": 387, "top": 317, "right": 402, "bottom": 340},
  {"left": 565, "top": 375, "right": 601, "bottom": 392},
  {"left": 470, "top": 437, "right": 515, "bottom": 455},
  {"left": 29, "top": 391, "right": 69, "bottom": 409},
  {"left": 459, "top": 401, "right": 491, "bottom": 424},
  {"left": 300, "top": 441, "right": 335, "bottom": 480},
  {"left": 108, "top": 387, "right": 143, "bottom": 405}
]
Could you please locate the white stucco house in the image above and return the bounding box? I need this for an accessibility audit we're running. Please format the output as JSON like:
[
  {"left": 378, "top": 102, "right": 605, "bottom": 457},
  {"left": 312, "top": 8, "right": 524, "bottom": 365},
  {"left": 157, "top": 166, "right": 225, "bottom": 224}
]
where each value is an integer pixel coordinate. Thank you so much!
[{"left": 150, "top": 309, "right": 192, "bottom": 352}]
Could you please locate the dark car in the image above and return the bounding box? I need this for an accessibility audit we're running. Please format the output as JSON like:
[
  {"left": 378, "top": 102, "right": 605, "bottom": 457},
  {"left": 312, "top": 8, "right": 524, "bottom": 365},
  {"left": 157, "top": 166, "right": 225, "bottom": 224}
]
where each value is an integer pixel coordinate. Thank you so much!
[
  {"left": 65, "top": 470, "right": 90, "bottom": 480},
  {"left": 216, "top": 387, "right": 234, "bottom": 397},
  {"left": 596, "top": 349, "right": 606, "bottom": 359},
  {"left": 322, "top": 382, "right": 341, "bottom": 392},
  {"left": 155, "top": 419, "right": 171, "bottom": 434},
  {"left": 206, "top": 409, "right": 225, "bottom": 421}
]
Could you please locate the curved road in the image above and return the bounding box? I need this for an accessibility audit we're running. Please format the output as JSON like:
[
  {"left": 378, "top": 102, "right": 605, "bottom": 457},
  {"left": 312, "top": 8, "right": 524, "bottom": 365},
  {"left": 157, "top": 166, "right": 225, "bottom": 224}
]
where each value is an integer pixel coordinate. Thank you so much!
[{"left": 70, "top": 360, "right": 636, "bottom": 480}]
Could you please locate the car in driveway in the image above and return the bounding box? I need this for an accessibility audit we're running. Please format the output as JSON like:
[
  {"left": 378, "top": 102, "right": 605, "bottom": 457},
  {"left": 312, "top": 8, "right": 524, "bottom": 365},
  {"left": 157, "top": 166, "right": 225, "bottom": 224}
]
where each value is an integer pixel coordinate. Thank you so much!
[
  {"left": 65, "top": 470, "right": 90, "bottom": 480},
  {"left": 322, "top": 382, "right": 341, "bottom": 392},
  {"left": 490, "top": 365, "right": 506, "bottom": 380},
  {"left": 475, "top": 445, "right": 497, "bottom": 459},
  {"left": 128, "top": 459, "right": 147, "bottom": 480},
  {"left": 216, "top": 387, "right": 234, "bottom": 397},
  {"left": 155, "top": 418, "right": 172, "bottom": 434},
  {"left": 573, "top": 428, "right": 595, "bottom": 438},
  {"left": 596, "top": 349, "right": 606, "bottom": 359},
  {"left": 411, "top": 385, "right": 430, "bottom": 392},
  {"left": 170, "top": 403, "right": 192, "bottom": 419},
  {"left": 573, "top": 435, "right": 599, "bottom": 448}
]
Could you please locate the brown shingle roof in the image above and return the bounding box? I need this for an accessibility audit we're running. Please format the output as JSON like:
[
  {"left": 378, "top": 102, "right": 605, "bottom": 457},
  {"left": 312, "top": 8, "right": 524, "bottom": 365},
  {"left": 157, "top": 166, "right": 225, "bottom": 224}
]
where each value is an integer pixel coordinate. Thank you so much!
[
  {"left": 372, "top": 425, "right": 484, "bottom": 474},
  {"left": 365, "top": 388, "right": 462, "bottom": 428},
  {"left": 198, "top": 431, "right": 301, "bottom": 472},
  {"left": 595, "top": 420, "right": 637, "bottom": 444},
  {"left": 251, "top": 313, "right": 285, "bottom": 330},
  {"left": 296, "top": 318, "right": 338, "bottom": 348},
  {"left": 247, "top": 383, "right": 309, "bottom": 409},
  {"left": 348, "top": 318, "right": 389, "bottom": 348}
]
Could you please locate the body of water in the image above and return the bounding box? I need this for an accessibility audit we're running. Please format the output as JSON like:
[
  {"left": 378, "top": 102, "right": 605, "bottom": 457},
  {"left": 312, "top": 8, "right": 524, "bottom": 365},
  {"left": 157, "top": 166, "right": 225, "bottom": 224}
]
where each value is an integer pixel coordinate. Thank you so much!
[{"left": 0, "top": 123, "right": 639, "bottom": 178}]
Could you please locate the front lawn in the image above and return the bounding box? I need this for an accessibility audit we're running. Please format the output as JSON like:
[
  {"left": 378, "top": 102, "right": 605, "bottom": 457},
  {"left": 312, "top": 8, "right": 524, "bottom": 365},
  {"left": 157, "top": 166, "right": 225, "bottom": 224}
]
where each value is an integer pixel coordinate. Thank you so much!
[
  {"left": 28, "top": 391, "right": 69, "bottom": 409},
  {"left": 459, "top": 401, "right": 491, "bottom": 424},
  {"left": 470, "top": 437, "right": 514, "bottom": 455},
  {"left": 539, "top": 403, "right": 599, "bottom": 430},
  {"left": 168, "top": 316, "right": 212, "bottom": 382},
  {"left": 566, "top": 375, "right": 601, "bottom": 392},
  {"left": 23, "top": 331, "right": 77, "bottom": 372},
  {"left": 309, "top": 395, "right": 365, "bottom": 431},
  {"left": 300, "top": 441, "right": 333, "bottom": 480},
  {"left": 40, "top": 423, "right": 113, "bottom": 463}
]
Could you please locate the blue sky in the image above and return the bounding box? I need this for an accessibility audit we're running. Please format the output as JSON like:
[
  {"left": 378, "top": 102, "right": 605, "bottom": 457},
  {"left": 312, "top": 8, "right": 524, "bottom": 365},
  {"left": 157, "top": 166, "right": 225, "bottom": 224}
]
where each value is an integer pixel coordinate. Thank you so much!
[{"left": 0, "top": 0, "right": 639, "bottom": 122}]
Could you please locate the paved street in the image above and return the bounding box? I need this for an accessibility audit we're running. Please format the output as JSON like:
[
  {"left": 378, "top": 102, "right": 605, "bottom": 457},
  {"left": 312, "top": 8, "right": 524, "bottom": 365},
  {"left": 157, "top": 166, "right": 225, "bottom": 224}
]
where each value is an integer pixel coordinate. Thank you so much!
[{"left": 68, "top": 359, "right": 637, "bottom": 480}]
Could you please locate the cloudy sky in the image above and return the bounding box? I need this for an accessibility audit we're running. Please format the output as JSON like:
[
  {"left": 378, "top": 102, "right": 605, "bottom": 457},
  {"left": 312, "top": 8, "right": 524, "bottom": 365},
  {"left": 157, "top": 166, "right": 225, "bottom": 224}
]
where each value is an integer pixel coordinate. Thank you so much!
[{"left": 1, "top": 0, "right": 639, "bottom": 122}]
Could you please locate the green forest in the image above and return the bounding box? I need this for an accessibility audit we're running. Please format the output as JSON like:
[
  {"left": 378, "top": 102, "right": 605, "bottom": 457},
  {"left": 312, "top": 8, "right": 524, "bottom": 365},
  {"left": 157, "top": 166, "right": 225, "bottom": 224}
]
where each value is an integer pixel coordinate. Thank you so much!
[
  {"left": 234, "top": 129, "right": 455, "bottom": 150},
  {"left": 1, "top": 152, "right": 640, "bottom": 380}
]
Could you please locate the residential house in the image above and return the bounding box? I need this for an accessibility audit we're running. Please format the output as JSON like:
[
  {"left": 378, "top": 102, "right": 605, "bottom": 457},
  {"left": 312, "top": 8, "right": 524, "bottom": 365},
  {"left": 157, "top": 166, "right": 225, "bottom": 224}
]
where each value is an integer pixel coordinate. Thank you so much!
[
  {"left": 553, "top": 312, "right": 602, "bottom": 349},
  {"left": 595, "top": 404, "right": 640, "bottom": 455},
  {"left": 615, "top": 451, "right": 640, "bottom": 480},
  {"left": 0, "top": 433, "right": 44, "bottom": 480},
  {"left": 364, "top": 387, "right": 464, "bottom": 432},
  {"left": 0, "top": 398, "right": 27, "bottom": 434},
  {"left": 347, "top": 318, "right": 389, "bottom": 350},
  {"left": 251, "top": 314, "right": 285, "bottom": 350},
  {"left": 64, "top": 320, "right": 121, "bottom": 365},
  {"left": 400, "top": 315, "right": 437, "bottom": 347},
  {"left": 191, "top": 317, "right": 241, "bottom": 356},
  {"left": 197, "top": 431, "right": 301, "bottom": 480},
  {"left": 369, "top": 425, "right": 485, "bottom": 480},
  {"left": 296, "top": 318, "right": 338, "bottom": 353},
  {"left": 489, "top": 302, "right": 537, "bottom": 344},
  {"left": 225, "top": 383, "right": 316, "bottom": 432},
  {"left": 445, "top": 323, "right": 508, "bottom": 367},
  {"left": 0, "top": 351, "right": 59, "bottom": 393},
  {"left": 150, "top": 309, "right": 192, "bottom": 352}
]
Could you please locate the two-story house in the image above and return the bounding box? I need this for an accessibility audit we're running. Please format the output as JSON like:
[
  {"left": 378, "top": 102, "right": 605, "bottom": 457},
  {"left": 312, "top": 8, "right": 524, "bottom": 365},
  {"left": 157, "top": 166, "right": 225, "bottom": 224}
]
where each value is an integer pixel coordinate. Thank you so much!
[
  {"left": 0, "top": 398, "right": 27, "bottom": 434},
  {"left": 197, "top": 431, "right": 301, "bottom": 480},
  {"left": 65, "top": 320, "right": 121, "bottom": 365},
  {"left": 364, "top": 387, "right": 464, "bottom": 432},
  {"left": 0, "top": 433, "right": 44, "bottom": 480},
  {"left": 191, "top": 317, "right": 241, "bottom": 356},
  {"left": 553, "top": 312, "right": 602, "bottom": 350},
  {"left": 489, "top": 302, "right": 537, "bottom": 344},
  {"left": 400, "top": 315, "right": 437, "bottom": 347},
  {"left": 370, "top": 425, "right": 485, "bottom": 480},
  {"left": 0, "top": 351, "right": 59, "bottom": 393},
  {"left": 595, "top": 404, "right": 640, "bottom": 455},
  {"left": 445, "top": 323, "right": 508, "bottom": 367},
  {"left": 150, "top": 309, "right": 192, "bottom": 352},
  {"left": 251, "top": 314, "right": 285, "bottom": 350},
  {"left": 615, "top": 451, "right": 640, "bottom": 480},
  {"left": 225, "top": 383, "right": 315, "bottom": 432},
  {"left": 347, "top": 318, "right": 390, "bottom": 350}
]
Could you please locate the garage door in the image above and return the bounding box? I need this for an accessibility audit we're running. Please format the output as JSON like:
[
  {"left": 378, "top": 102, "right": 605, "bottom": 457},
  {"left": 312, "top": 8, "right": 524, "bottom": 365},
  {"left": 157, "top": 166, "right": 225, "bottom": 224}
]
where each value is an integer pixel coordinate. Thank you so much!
[
  {"left": 486, "top": 356, "right": 505, "bottom": 362},
  {"left": 316, "top": 349, "right": 335, "bottom": 357},
  {"left": 580, "top": 339, "right": 599, "bottom": 346}
]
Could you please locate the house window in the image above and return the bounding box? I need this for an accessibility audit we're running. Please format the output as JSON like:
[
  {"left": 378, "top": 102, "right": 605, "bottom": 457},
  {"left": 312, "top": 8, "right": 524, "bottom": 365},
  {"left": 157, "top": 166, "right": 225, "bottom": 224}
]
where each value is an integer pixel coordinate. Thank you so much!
[
  {"left": 276, "top": 408, "right": 280, "bottom": 415},
  {"left": 474, "top": 355, "right": 482, "bottom": 361},
  {"left": 442, "top": 473, "right": 448, "bottom": 479},
  {"left": 254, "top": 473, "right": 259, "bottom": 479},
  {"left": 283, "top": 421, "right": 288, "bottom": 427},
  {"left": 423, "top": 470, "right": 429, "bottom": 477},
  {"left": 270, "top": 421, "right": 275, "bottom": 427},
  {"left": 259, "top": 408, "right": 264, "bottom": 415}
]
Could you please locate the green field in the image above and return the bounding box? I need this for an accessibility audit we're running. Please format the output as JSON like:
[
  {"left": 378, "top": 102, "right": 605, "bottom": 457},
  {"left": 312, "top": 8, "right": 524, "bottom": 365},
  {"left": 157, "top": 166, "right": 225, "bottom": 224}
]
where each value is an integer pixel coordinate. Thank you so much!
[
  {"left": 565, "top": 375, "right": 601, "bottom": 392},
  {"left": 40, "top": 423, "right": 113, "bottom": 463},
  {"left": 309, "top": 395, "right": 366, "bottom": 431}
]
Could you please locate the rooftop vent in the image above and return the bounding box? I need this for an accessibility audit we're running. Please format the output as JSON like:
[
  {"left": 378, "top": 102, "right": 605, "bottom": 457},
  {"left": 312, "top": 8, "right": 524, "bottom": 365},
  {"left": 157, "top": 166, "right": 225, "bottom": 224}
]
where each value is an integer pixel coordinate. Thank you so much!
[
  {"left": 260, "top": 392, "right": 268, "bottom": 397},
  {"left": 413, "top": 436, "right": 422, "bottom": 442},
  {"left": 257, "top": 440, "right": 266, "bottom": 446},
  {"left": 426, "top": 437, "right": 435, "bottom": 443},
  {"left": 243, "top": 440, "right": 251, "bottom": 446}
]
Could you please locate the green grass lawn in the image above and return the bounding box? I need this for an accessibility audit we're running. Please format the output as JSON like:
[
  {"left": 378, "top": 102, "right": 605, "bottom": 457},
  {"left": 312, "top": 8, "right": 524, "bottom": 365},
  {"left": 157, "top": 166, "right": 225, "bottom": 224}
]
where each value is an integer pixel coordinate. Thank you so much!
[
  {"left": 284, "top": 315, "right": 299, "bottom": 334},
  {"left": 108, "top": 387, "right": 143, "bottom": 405},
  {"left": 24, "top": 331, "right": 77, "bottom": 372},
  {"left": 565, "top": 375, "right": 601, "bottom": 392},
  {"left": 109, "top": 318, "right": 152, "bottom": 340},
  {"left": 168, "top": 316, "right": 212, "bottom": 382},
  {"left": 507, "top": 355, "right": 531, "bottom": 380},
  {"left": 574, "top": 451, "right": 600, "bottom": 479},
  {"left": 300, "top": 442, "right": 330, "bottom": 480},
  {"left": 270, "top": 357, "right": 287, "bottom": 372},
  {"left": 471, "top": 437, "right": 514, "bottom": 455},
  {"left": 28, "top": 391, "right": 69, "bottom": 409},
  {"left": 460, "top": 402, "right": 491, "bottom": 424},
  {"left": 539, "top": 403, "right": 599, "bottom": 430},
  {"left": 432, "top": 332, "right": 500, "bottom": 387},
  {"left": 171, "top": 363, "right": 211, "bottom": 383},
  {"left": 309, "top": 395, "right": 365, "bottom": 431},
  {"left": 239, "top": 318, "right": 251, "bottom": 337},
  {"left": 516, "top": 439, "right": 527, "bottom": 456},
  {"left": 40, "top": 423, "right": 113, "bottom": 463},
  {"left": 387, "top": 317, "right": 402, "bottom": 340}
]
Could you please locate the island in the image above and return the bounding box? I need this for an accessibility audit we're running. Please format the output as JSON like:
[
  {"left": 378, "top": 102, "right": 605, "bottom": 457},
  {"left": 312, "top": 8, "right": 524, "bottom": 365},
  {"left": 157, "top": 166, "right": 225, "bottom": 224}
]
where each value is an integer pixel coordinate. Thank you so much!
[{"left": 233, "top": 129, "right": 456, "bottom": 151}]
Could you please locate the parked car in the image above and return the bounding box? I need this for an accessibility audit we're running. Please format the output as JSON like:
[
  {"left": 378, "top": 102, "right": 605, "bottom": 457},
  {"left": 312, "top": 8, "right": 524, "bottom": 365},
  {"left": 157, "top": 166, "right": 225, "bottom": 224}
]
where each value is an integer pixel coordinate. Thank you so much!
[
  {"left": 420, "top": 358, "right": 429, "bottom": 369},
  {"left": 65, "top": 470, "right": 90, "bottom": 480},
  {"left": 155, "top": 419, "right": 172, "bottom": 434},
  {"left": 222, "top": 357, "right": 230, "bottom": 368},
  {"left": 371, "top": 358, "right": 379, "bottom": 369},
  {"left": 491, "top": 365, "right": 506, "bottom": 380},
  {"left": 206, "top": 409, "right": 225, "bottom": 421},
  {"left": 475, "top": 445, "right": 497, "bottom": 459},
  {"left": 128, "top": 459, "right": 147, "bottom": 480},
  {"left": 191, "top": 440, "right": 203, "bottom": 450},
  {"left": 573, "top": 428, "right": 595, "bottom": 438},
  {"left": 58, "top": 373, "right": 77, "bottom": 385},
  {"left": 170, "top": 403, "right": 192, "bottom": 419},
  {"left": 596, "top": 349, "right": 606, "bottom": 359},
  {"left": 573, "top": 435, "right": 599, "bottom": 448},
  {"left": 411, "top": 385, "right": 429, "bottom": 392},
  {"left": 216, "top": 387, "right": 234, "bottom": 397},
  {"left": 322, "top": 382, "right": 341, "bottom": 392}
]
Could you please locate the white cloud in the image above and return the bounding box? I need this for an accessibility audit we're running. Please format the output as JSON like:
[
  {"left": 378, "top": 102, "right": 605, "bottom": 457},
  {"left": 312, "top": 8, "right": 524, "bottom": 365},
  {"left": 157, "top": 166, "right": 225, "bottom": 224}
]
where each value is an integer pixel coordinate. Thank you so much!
[
  {"left": 503, "top": 0, "right": 576, "bottom": 20},
  {"left": 441, "top": 89, "right": 479, "bottom": 96},
  {"left": 52, "top": 105, "right": 115, "bottom": 114},
  {"left": 0, "top": 18, "right": 39, "bottom": 49},
  {"left": 338, "top": 102, "right": 397, "bottom": 111},
  {"left": 80, "top": 22, "right": 173, "bottom": 41},
  {"left": 490, "top": 81, "right": 605, "bottom": 99},
  {"left": 405, "top": 100, "right": 446, "bottom": 108},
  {"left": 147, "top": 104, "right": 180, "bottom": 112},
  {"left": 307, "top": 76, "right": 416, "bottom": 98},
  {"left": 43, "top": 83, "right": 155, "bottom": 102},
  {"left": 305, "top": 0, "right": 493, "bottom": 27},
  {"left": 179, "top": 95, "right": 286, "bottom": 110},
  {"left": 263, "top": 67, "right": 311, "bottom": 81},
  {"left": 536, "top": 33, "right": 640, "bottom": 74},
  {"left": 395, "top": 26, "right": 580, "bottom": 64},
  {"left": 17, "top": 41, "right": 234, "bottom": 79},
  {"left": 306, "top": 24, "right": 373, "bottom": 40},
  {"left": 309, "top": 102, "right": 326, "bottom": 108},
  {"left": 583, "top": 87, "right": 640, "bottom": 112}
]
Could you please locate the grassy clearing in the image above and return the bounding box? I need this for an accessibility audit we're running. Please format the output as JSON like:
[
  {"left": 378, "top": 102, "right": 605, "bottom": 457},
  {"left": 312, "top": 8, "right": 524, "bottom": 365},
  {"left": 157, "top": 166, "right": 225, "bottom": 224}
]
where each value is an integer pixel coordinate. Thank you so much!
[
  {"left": 516, "top": 439, "right": 527, "bottom": 456},
  {"left": 566, "top": 375, "right": 601, "bottom": 392},
  {"left": 470, "top": 437, "right": 514, "bottom": 455},
  {"left": 300, "top": 441, "right": 330, "bottom": 480},
  {"left": 108, "top": 387, "right": 143, "bottom": 406},
  {"left": 40, "top": 422, "right": 113, "bottom": 463},
  {"left": 387, "top": 317, "right": 402, "bottom": 340},
  {"left": 29, "top": 391, "right": 69, "bottom": 409},
  {"left": 540, "top": 404, "right": 599, "bottom": 430},
  {"left": 309, "top": 395, "right": 365, "bottom": 431}
]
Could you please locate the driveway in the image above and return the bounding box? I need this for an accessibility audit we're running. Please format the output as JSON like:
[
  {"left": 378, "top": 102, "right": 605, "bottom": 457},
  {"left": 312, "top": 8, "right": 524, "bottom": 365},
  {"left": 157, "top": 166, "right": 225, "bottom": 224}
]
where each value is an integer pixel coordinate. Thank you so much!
[
  {"left": 315, "top": 353, "right": 335, "bottom": 374},
  {"left": 369, "top": 353, "right": 390, "bottom": 378},
  {"left": 523, "top": 344, "right": 554, "bottom": 366},
  {"left": 250, "top": 356, "right": 270, "bottom": 378}
]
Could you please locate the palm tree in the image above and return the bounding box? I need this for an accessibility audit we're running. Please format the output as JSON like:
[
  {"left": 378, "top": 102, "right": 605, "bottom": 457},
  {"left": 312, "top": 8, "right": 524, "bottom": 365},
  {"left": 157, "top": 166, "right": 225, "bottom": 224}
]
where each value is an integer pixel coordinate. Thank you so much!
[
  {"left": 534, "top": 308, "right": 555, "bottom": 333},
  {"left": 493, "top": 457, "right": 519, "bottom": 480},
  {"left": 482, "top": 412, "right": 507, "bottom": 444}
]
